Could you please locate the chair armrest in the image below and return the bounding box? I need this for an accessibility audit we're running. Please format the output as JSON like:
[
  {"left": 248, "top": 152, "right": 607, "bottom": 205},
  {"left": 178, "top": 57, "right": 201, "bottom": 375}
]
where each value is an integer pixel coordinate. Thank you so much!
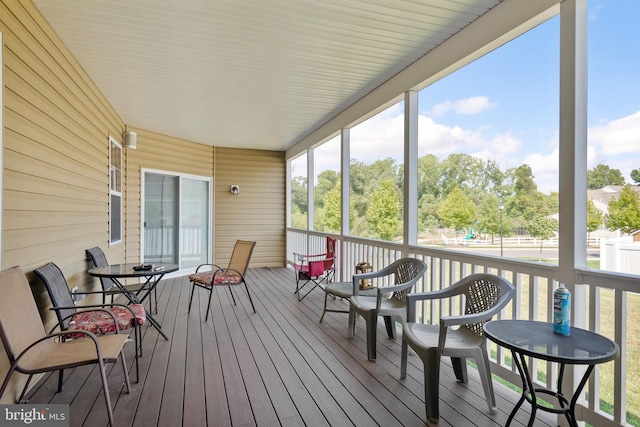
[
  {"left": 195, "top": 263, "right": 223, "bottom": 273},
  {"left": 440, "top": 311, "right": 494, "bottom": 328},
  {"left": 48, "top": 307, "right": 122, "bottom": 334},
  {"left": 406, "top": 286, "right": 464, "bottom": 304},
  {"left": 352, "top": 266, "right": 395, "bottom": 282},
  {"left": 405, "top": 287, "right": 465, "bottom": 322},
  {"left": 293, "top": 252, "right": 329, "bottom": 263},
  {"left": 16, "top": 330, "right": 103, "bottom": 363},
  {"left": 352, "top": 267, "right": 394, "bottom": 295},
  {"left": 72, "top": 289, "right": 117, "bottom": 295}
]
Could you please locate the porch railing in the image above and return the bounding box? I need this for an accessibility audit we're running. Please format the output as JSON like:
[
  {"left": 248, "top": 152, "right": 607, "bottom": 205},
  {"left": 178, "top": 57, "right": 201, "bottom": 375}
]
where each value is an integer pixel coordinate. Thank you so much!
[{"left": 287, "top": 228, "right": 637, "bottom": 427}]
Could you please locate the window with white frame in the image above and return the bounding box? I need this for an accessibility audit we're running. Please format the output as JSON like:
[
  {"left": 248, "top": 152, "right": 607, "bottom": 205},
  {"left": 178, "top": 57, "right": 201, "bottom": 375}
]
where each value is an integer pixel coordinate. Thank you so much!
[{"left": 109, "top": 136, "right": 122, "bottom": 244}]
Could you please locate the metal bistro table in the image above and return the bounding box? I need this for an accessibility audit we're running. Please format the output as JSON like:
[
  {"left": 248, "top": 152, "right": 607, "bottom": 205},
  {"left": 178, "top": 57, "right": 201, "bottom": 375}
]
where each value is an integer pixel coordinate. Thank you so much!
[
  {"left": 483, "top": 320, "right": 618, "bottom": 427},
  {"left": 88, "top": 263, "right": 179, "bottom": 340}
]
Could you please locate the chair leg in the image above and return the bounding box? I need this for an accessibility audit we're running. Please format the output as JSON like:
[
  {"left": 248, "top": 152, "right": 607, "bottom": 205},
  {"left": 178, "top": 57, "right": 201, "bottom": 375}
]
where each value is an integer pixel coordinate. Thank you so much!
[
  {"left": 188, "top": 283, "right": 197, "bottom": 313},
  {"left": 319, "top": 291, "right": 330, "bottom": 323},
  {"left": 205, "top": 287, "right": 215, "bottom": 321},
  {"left": 243, "top": 282, "right": 256, "bottom": 313},
  {"left": 134, "top": 323, "right": 140, "bottom": 383},
  {"left": 451, "top": 357, "right": 467, "bottom": 382},
  {"left": 476, "top": 348, "right": 498, "bottom": 414},
  {"left": 365, "top": 310, "right": 378, "bottom": 361},
  {"left": 423, "top": 350, "right": 441, "bottom": 424},
  {"left": 57, "top": 369, "right": 64, "bottom": 392},
  {"left": 121, "top": 351, "right": 131, "bottom": 394},
  {"left": 400, "top": 339, "right": 408, "bottom": 379},
  {"left": 98, "top": 358, "right": 116, "bottom": 427},
  {"left": 383, "top": 315, "right": 395, "bottom": 339},
  {"left": 227, "top": 285, "right": 237, "bottom": 306},
  {"left": 348, "top": 308, "right": 356, "bottom": 338},
  {"left": 17, "top": 375, "right": 34, "bottom": 403}
]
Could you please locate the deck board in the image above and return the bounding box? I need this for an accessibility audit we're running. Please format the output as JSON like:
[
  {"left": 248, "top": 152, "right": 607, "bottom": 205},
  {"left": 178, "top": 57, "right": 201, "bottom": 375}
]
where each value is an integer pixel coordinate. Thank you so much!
[{"left": 25, "top": 267, "right": 556, "bottom": 427}]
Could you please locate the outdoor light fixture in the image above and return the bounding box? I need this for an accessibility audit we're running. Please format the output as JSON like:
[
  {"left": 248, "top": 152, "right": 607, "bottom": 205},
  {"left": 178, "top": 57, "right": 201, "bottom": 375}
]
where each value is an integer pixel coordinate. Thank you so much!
[
  {"left": 123, "top": 126, "right": 137, "bottom": 149},
  {"left": 230, "top": 185, "right": 240, "bottom": 195}
]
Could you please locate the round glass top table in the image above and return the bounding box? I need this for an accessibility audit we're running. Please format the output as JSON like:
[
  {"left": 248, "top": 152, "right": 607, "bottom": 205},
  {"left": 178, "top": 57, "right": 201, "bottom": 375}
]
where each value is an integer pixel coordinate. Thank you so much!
[
  {"left": 483, "top": 320, "right": 619, "bottom": 427},
  {"left": 89, "top": 263, "right": 179, "bottom": 340}
]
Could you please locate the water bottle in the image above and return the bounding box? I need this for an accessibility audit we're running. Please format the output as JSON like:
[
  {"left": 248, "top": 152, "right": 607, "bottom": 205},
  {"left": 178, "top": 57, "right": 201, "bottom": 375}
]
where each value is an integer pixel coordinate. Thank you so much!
[{"left": 553, "top": 283, "right": 571, "bottom": 336}]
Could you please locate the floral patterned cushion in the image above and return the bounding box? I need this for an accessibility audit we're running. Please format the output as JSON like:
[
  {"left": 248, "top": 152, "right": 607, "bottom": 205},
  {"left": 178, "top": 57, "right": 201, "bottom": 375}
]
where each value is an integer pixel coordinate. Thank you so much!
[
  {"left": 68, "top": 304, "right": 146, "bottom": 338},
  {"left": 189, "top": 271, "right": 242, "bottom": 286}
]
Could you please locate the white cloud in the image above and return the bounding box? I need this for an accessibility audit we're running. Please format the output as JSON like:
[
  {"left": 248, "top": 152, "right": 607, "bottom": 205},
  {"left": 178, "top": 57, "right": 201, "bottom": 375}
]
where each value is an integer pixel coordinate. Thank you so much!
[
  {"left": 418, "top": 116, "right": 522, "bottom": 163},
  {"left": 589, "top": 111, "right": 640, "bottom": 155},
  {"left": 430, "top": 96, "right": 497, "bottom": 117},
  {"left": 524, "top": 149, "right": 559, "bottom": 194}
]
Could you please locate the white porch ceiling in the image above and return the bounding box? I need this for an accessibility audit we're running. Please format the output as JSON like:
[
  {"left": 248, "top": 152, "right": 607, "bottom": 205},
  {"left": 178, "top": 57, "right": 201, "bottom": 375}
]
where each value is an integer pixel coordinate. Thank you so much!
[{"left": 32, "top": 0, "right": 502, "bottom": 152}]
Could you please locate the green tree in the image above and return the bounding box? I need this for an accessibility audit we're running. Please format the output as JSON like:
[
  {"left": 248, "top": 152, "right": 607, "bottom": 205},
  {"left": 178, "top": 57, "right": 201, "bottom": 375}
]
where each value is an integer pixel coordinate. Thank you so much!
[
  {"left": 350, "top": 158, "right": 399, "bottom": 220},
  {"left": 586, "top": 198, "right": 603, "bottom": 235},
  {"left": 418, "top": 193, "right": 439, "bottom": 233},
  {"left": 528, "top": 216, "right": 558, "bottom": 261},
  {"left": 418, "top": 154, "right": 443, "bottom": 199},
  {"left": 366, "top": 179, "right": 401, "bottom": 241},
  {"left": 314, "top": 170, "right": 339, "bottom": 209},
  {"left": 322, "top": 183, "right": 342, "bottom": 233},
  {"left": 484, "top": 159, "right": 509, "bottom": 197},
  {"left": 631, "top": 168, "right": 640, "bottom": 185},
  {"left": 587, "top": 164, "right": 625, "bottom": 189},
  {"left": 544, "top": 192, "right": 559, "bottom": 215},
  {"left": 506, "top": 164, "right": 545, "bottom": 232},
  {"left": 290, "top": 176, "right": 308, "bottom": 229},
  {"left": 436, "top": 187, "right": 476, "bottom": 240},
  {"left": 439, "top": 153, "right": 485, "bottom": 195},
  {"left": 605, "top": 184, "right": 640, "bottom": 234},
  {"left": 477, "top": 195, "right": 503, "bottom": 244},
  {"left": 291, "top": 175, "right": 307, "bottom": 214}
]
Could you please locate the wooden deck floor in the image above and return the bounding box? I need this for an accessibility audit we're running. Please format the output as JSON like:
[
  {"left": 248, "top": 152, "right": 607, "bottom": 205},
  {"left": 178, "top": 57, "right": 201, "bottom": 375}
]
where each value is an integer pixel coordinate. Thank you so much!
[{"left": 27, "top": 267, "right": 556, "bottom": 427}]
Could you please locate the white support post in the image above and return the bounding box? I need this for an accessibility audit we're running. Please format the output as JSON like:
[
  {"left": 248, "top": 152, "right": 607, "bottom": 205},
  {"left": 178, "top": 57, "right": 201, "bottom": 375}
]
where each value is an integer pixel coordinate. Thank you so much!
[
  {"left": 558, "top": 0, "right": 588, "bottom": 425},
  {"left": 307, "top": 148, "right": 314, "bottom": 231},
  {"left": 339, "top": 129, "right": 351, "bottom": 281},
  {"left": 404, "top": 91, "right": 418, "bottom": 255},
  {"left": 340, "top": 128, "right": 350, "bottom": 238}
]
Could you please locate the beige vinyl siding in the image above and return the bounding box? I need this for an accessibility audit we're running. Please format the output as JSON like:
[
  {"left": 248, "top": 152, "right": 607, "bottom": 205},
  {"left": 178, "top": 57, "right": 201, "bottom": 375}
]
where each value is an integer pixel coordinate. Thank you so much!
[
  {"left": 124, "top": 128, "right": 215, "bottom": 262},
  {"left": 214, "top": 147, "right": 285, "bottom": 268},
  {"left": 1, "top": 0, "right": 125, "bottom": 277},
  {"left": 1, "top": 0, "right": 125, "bottom": 401}
]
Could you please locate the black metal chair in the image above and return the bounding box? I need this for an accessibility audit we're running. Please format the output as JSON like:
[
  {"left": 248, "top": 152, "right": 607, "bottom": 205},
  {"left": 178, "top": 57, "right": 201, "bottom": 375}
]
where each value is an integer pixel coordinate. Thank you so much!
[
  {"left": 188, "top": 240, "right": 257, "bottom": 321},
  {"left": 34, "top": 262, "right": 145, "bottom": 383},
  {"left": 0, "top": 266, "right": 131, "bottom": 427},
  {"left": 86, "top": 246, "right": 157, "bottom": 312}
]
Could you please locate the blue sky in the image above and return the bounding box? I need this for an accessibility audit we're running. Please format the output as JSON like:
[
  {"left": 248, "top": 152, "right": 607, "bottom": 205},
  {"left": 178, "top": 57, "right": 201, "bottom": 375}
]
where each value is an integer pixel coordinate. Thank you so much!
[{"left": 317, "top": 1, "right": 639, "bottom": 195}]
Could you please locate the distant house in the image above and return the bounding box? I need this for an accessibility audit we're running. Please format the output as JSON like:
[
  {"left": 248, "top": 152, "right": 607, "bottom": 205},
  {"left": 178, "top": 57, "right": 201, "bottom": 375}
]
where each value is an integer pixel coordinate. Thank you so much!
[{"left": 587, "top": 185, "right": 640, "bottom": 214}]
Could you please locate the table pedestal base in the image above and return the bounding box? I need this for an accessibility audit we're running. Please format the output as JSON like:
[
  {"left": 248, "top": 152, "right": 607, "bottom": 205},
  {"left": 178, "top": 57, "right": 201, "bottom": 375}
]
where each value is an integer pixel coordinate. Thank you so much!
[{"left": 507, "top": 351, "right": 594, "bottom": 427}]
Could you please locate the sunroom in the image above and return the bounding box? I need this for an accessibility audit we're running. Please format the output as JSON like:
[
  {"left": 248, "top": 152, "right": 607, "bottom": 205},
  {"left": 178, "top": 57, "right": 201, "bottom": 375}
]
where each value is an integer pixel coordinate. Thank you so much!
[{"left": 0, "top": 0, "right": 637, "bottom": 426}]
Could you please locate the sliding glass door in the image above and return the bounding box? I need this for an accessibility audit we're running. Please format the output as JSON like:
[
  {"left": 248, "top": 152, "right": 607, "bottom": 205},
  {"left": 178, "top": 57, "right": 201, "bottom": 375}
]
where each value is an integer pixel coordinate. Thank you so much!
[
  {"left": 142, "top": 170, "right": 211, "bottom": 271},
  {"left": 180, "top": 177, "right": 211, "bottom": 269}
]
